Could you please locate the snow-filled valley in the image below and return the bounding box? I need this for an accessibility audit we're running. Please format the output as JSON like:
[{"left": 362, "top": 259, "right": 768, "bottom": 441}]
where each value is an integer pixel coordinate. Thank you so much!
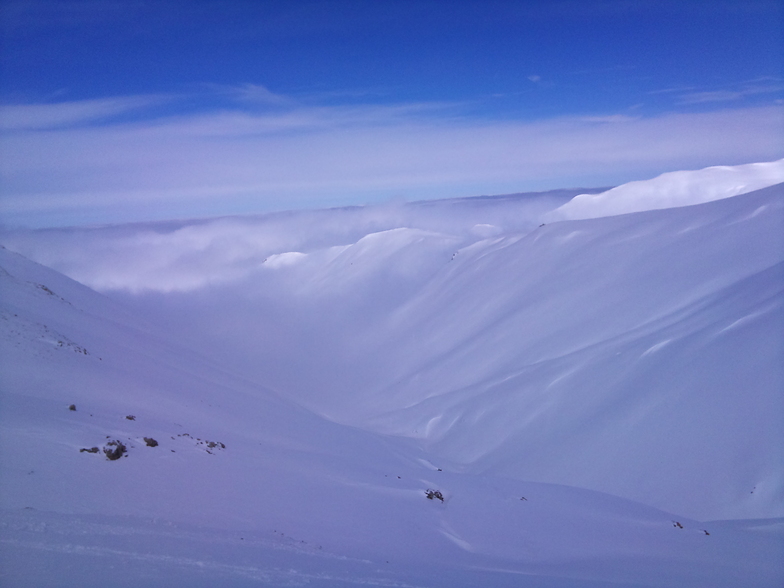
[{"left": 1, "top": 161, "right": 783, "bottom": 587}]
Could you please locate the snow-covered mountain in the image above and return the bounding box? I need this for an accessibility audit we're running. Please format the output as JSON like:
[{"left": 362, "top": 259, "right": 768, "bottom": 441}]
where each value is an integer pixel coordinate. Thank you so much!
[{"left": 1, "top": 161, "right": 783, "bottom": 586}]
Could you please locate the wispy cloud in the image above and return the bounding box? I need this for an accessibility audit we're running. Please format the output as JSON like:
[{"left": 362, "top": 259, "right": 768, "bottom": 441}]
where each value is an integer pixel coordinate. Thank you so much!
[
  {"left": 678, "top": 80, "right": 784, "bottom": 104},
  {"left": 647, "top": 86, "right": 697, "bottom": 95},
  {"left": 577, "top": 114, "right": 638, "bottom": 124},
  {"left": 200, "top": 83, "right": 291, "bottom": 106},
  {"left": 679, "top": 90, "right": 744, "bottom": 104},
  {"left": 0, "top": 92, "right": 782, "bottom": 228},
  {"left": 0, "top": 95, "right": 170, "bottom": 130}
]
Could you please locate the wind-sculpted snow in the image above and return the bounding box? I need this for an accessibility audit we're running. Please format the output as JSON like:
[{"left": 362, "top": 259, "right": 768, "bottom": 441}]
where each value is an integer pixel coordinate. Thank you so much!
[
  {"left": 1, "top": 162, "right": 783, "bottom": 585},
  {"left": 547, "top": 159, "right": 784, "bottom": 221}
]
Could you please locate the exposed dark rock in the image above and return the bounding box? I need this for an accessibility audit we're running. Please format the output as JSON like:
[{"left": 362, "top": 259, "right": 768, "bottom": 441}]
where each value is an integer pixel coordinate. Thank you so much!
[
  {"left": 126, "top": 415, "right": 136, "bottom": 421},
  {"left": 79, "top": 447, "right": 99, "bottom": 453},
  {"left": 425, "top": 489, "right": 444, "bottom": 502},
  {"left": 103, "top": 440, "right": 127, "bottom": 460},
  {"left": 68, "top": 404, "right": 76, "bottom": 411},
  {"left": 143, "top": 437, "right": 158, "bottom": 447}
]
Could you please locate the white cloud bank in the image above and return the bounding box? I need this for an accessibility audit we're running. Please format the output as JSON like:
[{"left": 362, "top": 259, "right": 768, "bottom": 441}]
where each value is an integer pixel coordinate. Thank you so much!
[{"left": 0, "top": 96, "right": 782, "bottom": 227}]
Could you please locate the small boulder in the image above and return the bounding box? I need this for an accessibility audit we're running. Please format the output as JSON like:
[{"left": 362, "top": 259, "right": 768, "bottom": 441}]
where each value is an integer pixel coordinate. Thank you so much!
[
  {"left": 143, "top": 437, "right": 158, "bottom": 447},
  {"left": 103, "top": 440, "right": 127, "bottom": 461},
  {"left": 425, "top": 489, "right": 445, "bottom": 502}
]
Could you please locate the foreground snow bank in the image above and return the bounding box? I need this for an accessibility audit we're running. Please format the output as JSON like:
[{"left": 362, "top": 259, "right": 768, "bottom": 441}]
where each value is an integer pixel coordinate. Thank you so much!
[
  {"left": 3, "top": 246, "right": 782, "bottom": 587},
  {"left": 548, "top": 159, "right": 784, "bottom": 220}
]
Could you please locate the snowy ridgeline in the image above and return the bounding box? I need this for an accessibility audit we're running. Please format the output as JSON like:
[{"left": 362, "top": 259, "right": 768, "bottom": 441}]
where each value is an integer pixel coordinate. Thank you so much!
[{"left": 1, "top": 161, "right": 783, "bottom": 587}]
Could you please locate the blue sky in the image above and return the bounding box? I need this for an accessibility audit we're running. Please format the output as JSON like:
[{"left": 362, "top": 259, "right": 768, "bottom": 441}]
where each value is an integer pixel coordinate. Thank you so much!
[{"left": 1, "top": 0, "right": 782, "bottom": 228}]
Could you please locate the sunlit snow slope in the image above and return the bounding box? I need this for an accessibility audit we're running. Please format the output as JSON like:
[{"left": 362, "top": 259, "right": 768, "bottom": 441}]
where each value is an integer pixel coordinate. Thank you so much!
[
  {"left": 5, "top": 245, "right": 782, "bottom": 587},
  {"left": 1, "top": 162, "right": 783, "bottom": 586},
  {"left": 548, "top": 158, "right": 784, "bottom": 220}
]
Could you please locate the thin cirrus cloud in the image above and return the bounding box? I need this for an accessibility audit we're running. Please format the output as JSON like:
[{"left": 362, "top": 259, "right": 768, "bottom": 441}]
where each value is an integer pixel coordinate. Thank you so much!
[
  {"left": 0, "top": 91, "right": 783, "bottom": 228},
  {"left": 677, "top": 79, "right": 784, "bottom": 104},
  {"left": 0, "top": 94, "right": 170, "bottom": 130},
  {"left": 199, "top": 83, "right": 292, "bottom": 106}
]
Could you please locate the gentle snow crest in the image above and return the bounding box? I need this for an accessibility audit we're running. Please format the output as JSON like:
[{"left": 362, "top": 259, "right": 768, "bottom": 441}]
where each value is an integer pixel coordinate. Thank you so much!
[{"left": 547, "top": 159, "right": 784, "bottom": 221}]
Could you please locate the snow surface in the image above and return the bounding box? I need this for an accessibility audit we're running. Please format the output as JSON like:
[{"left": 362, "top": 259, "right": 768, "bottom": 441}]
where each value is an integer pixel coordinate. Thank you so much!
[
  {"left": 1, "top": 162, "right": 783, "bottom": 586},
  {"left": 546, "top": 158, "right": 784, "bottom": 221}
]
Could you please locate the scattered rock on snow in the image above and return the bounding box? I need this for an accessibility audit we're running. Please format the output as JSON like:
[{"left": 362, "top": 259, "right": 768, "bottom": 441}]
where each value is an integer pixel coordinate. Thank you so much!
[
  {"left": 103, "top": 440, "right": 127, "bottom": 461},
  {"left": 143, "top": 437, "right": 158, "bottom": 447},
  {"left": 425, "top": 489, "right": 444, "bottom": 502}
]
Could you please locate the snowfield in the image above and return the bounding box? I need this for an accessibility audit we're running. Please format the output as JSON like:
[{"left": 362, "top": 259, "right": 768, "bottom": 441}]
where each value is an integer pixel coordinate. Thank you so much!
[{"left": 1, "top": 161, "right": 783, "bottom": 587}]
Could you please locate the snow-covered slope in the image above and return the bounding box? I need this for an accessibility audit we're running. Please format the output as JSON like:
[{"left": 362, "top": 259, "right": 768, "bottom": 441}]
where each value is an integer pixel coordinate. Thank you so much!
[
  {"left": 5, "top": 246, "right": 781, "bottom": 587},
  {"left": 1, "top": 161, "right": 783, "bottom": 586},
  {"left": 547, "top": 158, "right": 784, "bottom": 220},
  {"left": 361, "top": 185, "right": 784, "bottom": 521}
]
